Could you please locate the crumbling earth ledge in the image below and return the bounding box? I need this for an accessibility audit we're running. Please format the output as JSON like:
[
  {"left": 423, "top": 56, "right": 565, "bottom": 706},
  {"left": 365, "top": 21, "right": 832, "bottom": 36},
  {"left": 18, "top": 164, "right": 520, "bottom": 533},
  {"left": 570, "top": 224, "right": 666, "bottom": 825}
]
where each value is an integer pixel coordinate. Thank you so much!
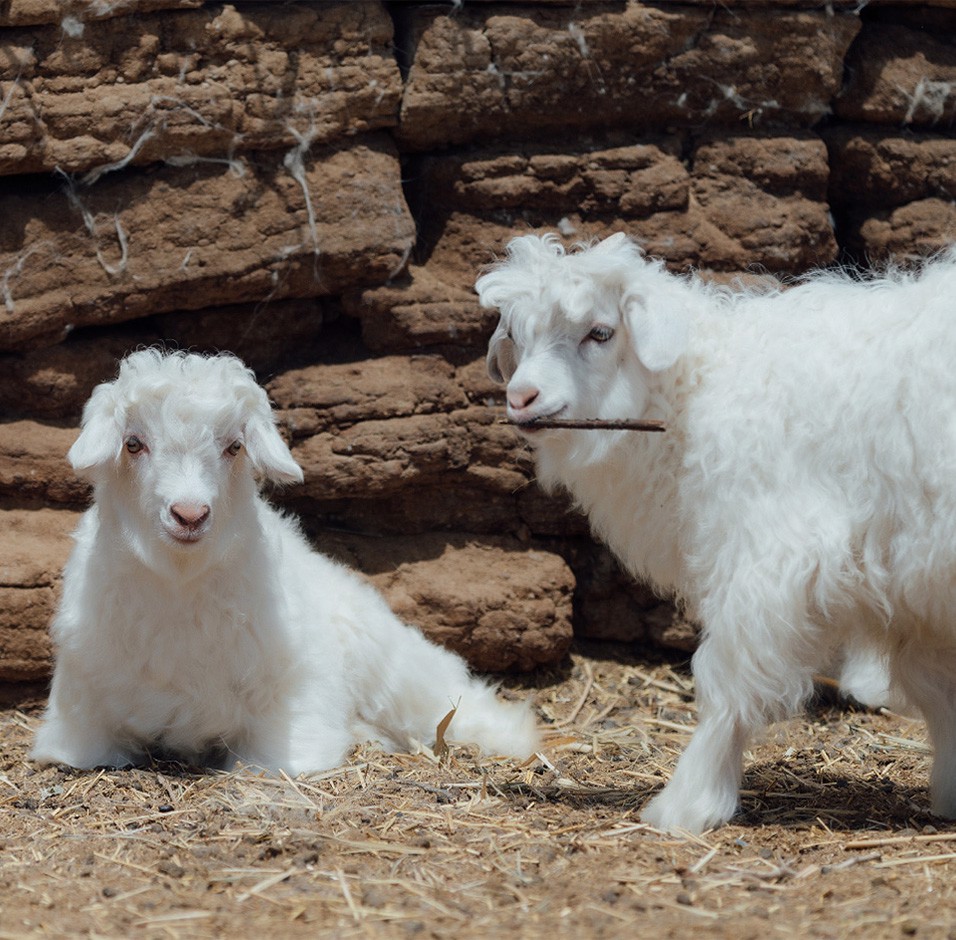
[{"left": 0, "top": 0, "right": 954, "bottom": 682}]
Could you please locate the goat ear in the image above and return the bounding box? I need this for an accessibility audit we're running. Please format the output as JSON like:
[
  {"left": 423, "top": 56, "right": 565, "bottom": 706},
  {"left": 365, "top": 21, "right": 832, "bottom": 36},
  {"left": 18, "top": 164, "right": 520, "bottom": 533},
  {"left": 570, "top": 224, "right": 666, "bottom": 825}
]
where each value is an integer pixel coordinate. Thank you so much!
[
  {"left": 486, "top": 322, "right": 517, "bottom": 384},
  {"left": 243, "top": 408, "right": 304, "bottom": 486},
  {"left": 67, "top": 383, "right": 124, "bottom": 477},
  {"left": 622, "top": 293, "right": 689, "bottom": 373}
]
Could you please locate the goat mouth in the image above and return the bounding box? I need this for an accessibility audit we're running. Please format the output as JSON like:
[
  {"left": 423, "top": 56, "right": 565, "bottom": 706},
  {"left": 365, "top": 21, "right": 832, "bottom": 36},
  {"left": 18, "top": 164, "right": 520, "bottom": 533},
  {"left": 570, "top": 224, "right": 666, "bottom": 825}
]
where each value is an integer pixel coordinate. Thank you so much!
[
  {"left": 164, "top": 527, "right": 208, "bottom": 546},
  {"left": 512, "top": 408, "right": 568, "bottom": 434}
]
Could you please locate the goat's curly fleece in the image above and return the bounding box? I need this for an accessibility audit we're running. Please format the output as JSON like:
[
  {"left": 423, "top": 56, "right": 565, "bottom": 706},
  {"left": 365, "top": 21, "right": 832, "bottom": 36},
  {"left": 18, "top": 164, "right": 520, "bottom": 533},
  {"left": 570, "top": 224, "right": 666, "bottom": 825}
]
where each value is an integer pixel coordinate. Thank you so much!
[
  {"left": 478, "top": 233, "right": 956, "bottom": 833},
  {"left": 32, "top": 350, "right": 538, "bottom": 773}
]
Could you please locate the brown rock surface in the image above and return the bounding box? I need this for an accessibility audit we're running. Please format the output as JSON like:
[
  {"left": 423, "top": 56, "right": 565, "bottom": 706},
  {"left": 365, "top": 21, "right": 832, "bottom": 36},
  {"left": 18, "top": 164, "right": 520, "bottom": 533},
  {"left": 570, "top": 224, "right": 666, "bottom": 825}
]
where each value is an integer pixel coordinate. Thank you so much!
[
  {"left": 827, "top": 131, "right": 956, "bottom": 209},
  {"left": 0, "top": 136, "right": 414, "bottom": 350},
  {"left": 690, "top": 135, "right": 837, "bottom": 271},
  {"left": 0, "top": 507, "right": 78, "bottom": 681},
  {"left": 852, "top": 200, "right": 956, "bottom": 262},
  {"left": 269, "top": 355, "right": 521, "bottom": 499},
  {"left": 560, "top": 541, "right": 697, "bottom": 651},
  {"left": 827, "top": 130, "right": 956, "bottom": 259},
  {"left": 410, "top": 133, "right": 837, "bottom": 275},
  {"left": 291, "top": 410, "right": 490, "bottom": 502},
  {"left": 396, "top": 4, "right": 859, "bottom": 151},
  {"left": 836, "top": 20, "right": 956, "bottom": 128},
  {"left": 0, "top": 421, "right": 85, "bottom": 504},
  {"left": 0, "top": 2, "right": 203, "bottom": 28},
  {"left": 0, "top": 2, "right": 954, "bottom": 683},
  {"left": 269, "top": 354, "right": 469, "bottom": 430},
  {"left": 414, "top": 138, "right": 689, "bottom": 239},
  {"left": 343, "top": 267, "right": 496, "bottom": 353},
  {"left": 0, "top": 2, "right": 399, "bottom": 176},
  {"left": 319, "top": 532, "right": 574, "bottom": 673},
  {"left": 0, "top": 298, "right": 327, "bottom": 420}
]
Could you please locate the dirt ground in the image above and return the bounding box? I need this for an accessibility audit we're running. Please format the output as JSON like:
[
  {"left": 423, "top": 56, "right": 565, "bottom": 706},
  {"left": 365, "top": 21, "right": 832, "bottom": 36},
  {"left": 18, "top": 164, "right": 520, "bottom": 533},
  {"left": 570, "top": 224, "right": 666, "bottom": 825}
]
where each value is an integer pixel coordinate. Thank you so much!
[{"left": 1, "top": 643, "right": 955, "bottom": 939}]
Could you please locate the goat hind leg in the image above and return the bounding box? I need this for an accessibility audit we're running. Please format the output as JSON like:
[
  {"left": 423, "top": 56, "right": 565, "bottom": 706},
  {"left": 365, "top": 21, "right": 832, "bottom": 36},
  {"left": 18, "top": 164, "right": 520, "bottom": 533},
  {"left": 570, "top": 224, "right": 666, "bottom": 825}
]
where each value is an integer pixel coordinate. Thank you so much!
[
  {"left": 894, "top": 646, "right": 956, "bottom": 819},
  {"left": 362, "top": 622, "right": 539, "bottom": 758}
]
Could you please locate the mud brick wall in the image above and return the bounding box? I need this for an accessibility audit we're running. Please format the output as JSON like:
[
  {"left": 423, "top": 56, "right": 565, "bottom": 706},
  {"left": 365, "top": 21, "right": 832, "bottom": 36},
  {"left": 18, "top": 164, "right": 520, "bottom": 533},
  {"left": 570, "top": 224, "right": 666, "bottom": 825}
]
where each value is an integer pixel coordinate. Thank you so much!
[{"left": 0, "top": 1, "right": 954, "bottom": 684}]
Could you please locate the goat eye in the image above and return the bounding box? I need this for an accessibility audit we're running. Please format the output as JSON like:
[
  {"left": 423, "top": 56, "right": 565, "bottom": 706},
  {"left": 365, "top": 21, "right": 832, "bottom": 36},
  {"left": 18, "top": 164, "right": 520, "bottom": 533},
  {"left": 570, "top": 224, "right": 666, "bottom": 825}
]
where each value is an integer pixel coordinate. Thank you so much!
[
  {"left": 125, "top": 436, "right": 144, "bottom": 455},
  {"left": 586, "top": 325, "right": 615, "bottom": 344},
  {"left": 226, "top": 440, "right": 243, "bottom": 457}
]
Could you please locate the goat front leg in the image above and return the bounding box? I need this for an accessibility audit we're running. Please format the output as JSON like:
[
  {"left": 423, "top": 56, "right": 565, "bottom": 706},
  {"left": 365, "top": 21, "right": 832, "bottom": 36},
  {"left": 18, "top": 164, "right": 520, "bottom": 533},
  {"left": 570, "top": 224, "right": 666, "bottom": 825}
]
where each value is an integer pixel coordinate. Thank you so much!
[
  {"left": 641, "top": 700, "right": 750, "bottom": 833},
  {"left": 31, "top": 695, "right": 138, "bottom": 770},
  {"left": 643, "top": 577, "right": 821, "bottom": 833}
]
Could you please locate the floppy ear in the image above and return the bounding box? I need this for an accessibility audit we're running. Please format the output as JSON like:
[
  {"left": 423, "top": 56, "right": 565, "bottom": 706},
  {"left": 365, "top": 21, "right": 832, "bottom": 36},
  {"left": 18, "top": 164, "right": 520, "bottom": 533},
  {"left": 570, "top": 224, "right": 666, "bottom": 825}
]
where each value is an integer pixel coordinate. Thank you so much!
[
  {"left": 486, "top": 321, "right": 517, "bottom": 385},
  {"left": 67, "top": 381, "right": 124, "bottom": 477},
  {"left": 622, "top": 291, "right": 689, "bottom": 373},
  {"left": 242, "top": 389, "right": 304, "bottom": 486}
]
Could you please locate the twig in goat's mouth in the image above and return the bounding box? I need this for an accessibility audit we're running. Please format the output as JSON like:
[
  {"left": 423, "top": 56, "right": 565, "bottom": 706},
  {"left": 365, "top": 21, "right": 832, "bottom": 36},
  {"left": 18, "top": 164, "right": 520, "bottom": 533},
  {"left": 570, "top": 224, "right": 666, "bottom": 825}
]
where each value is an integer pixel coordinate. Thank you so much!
[{"left": 498, "top": 418, "right": 666, "bottom": 432}]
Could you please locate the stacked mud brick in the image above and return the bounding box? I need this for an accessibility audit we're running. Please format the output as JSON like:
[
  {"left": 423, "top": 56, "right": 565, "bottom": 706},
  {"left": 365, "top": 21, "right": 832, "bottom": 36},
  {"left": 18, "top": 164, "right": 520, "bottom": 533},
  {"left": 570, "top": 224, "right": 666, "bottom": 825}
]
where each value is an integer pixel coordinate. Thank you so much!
[{"left": 0, "top": 0, "right": 953, "bottom": 685}]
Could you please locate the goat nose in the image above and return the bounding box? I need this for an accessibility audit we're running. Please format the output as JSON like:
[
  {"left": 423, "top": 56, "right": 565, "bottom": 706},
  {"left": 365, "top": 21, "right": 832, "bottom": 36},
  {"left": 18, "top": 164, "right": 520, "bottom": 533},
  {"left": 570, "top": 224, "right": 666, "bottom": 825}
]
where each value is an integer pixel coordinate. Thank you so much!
[
  {"left": 170, "top": 502, "right": 211, "bottom": 529},
  {"left": 507, "top": 385, "right": 539, "bottom": 411}
]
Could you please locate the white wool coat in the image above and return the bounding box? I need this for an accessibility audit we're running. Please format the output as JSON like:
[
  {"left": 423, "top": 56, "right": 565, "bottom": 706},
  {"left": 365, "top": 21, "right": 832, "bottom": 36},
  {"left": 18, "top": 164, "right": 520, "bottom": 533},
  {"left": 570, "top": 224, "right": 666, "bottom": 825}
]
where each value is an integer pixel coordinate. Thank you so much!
[
  {"left": 33, "top": 350, "right": 538, "bottom": 773},
  {"left": 479, "top": 233, "right": 956, "bottom": 832}
]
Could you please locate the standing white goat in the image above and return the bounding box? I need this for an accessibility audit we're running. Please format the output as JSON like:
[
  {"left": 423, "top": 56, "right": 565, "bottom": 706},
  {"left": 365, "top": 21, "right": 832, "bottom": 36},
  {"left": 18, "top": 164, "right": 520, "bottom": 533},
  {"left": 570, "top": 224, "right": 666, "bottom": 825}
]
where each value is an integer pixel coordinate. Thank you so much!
[
  {"left": 32, "top": 350, "right": 538, "bottom": 773},
  {"left": 477, "top": 232, "right": 956, "bottom": 833}
]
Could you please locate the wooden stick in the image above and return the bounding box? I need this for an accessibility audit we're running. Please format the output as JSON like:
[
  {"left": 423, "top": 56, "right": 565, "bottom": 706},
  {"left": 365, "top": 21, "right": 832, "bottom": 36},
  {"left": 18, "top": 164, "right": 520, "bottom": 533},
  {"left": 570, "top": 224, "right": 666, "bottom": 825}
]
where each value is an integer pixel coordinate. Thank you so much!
[{"left": 497, "top": 417, "right": 666, "bottom": 432}]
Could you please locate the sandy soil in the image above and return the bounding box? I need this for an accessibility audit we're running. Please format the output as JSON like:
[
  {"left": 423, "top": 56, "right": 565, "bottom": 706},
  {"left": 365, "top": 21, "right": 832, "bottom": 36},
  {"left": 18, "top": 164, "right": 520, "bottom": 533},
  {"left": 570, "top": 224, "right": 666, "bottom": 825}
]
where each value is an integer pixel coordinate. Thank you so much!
[{"left": 1, "top": 643, "right": 954, "bottom": 939}]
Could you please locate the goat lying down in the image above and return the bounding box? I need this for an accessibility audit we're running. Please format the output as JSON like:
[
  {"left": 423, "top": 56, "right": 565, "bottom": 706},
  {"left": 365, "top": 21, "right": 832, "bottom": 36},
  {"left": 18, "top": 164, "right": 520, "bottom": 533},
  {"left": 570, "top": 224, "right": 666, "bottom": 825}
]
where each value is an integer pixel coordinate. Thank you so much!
[
  {"left": 32, "top": 350, "right": 538, "bottom": 773},
  {"left": 478, "top": 233, "right": 956, "bottom": 833}
]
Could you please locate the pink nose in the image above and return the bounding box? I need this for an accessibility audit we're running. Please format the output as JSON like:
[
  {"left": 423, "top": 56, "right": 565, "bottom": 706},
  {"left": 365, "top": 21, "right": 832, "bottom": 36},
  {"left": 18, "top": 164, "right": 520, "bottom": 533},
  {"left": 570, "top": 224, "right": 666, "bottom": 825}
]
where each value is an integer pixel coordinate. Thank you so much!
[
  {"left": 507, "top": 385, "right": 539, "bottom": 411},
  {"left": 170, "top": 503, "right": 210, "bottom": 529}
]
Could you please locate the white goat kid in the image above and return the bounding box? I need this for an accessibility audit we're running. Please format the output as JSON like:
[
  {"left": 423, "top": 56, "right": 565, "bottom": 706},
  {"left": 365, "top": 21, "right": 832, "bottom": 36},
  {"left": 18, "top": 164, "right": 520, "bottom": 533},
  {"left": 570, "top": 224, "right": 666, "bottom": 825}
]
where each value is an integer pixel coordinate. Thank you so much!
[
  {"left": 478, "top": 233, "right": 956, "bottom": 833},
  {"left": 32, "top": 350, "right": 538, "bottom": 773}
]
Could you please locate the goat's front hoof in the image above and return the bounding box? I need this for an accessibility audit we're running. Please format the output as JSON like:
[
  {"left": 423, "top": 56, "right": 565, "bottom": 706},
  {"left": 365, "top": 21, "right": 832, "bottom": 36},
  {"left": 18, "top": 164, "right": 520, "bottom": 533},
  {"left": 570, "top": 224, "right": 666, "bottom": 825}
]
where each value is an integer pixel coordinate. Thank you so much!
[{"left": 641, "top": 785, "right": 738, "bottom": 835}]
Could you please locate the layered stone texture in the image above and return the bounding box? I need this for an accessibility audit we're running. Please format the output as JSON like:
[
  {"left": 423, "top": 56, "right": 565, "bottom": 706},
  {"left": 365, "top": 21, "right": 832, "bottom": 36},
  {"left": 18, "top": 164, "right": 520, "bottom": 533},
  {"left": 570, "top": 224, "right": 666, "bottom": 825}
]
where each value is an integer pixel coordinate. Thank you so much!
[
  {"left": 0, "top": 0, "right": 953, "bottom": 684},
  {"left": 0, "top": 3, "right": 400, "bottom": 176},
  {"left": 395, "top": 5, "right": 859, "bottom": 151}
]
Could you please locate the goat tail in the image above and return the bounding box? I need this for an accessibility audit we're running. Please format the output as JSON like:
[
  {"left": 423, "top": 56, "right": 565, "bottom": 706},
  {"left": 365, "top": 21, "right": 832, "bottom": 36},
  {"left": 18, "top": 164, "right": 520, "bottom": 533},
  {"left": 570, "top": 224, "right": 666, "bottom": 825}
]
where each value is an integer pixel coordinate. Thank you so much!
[
  {"left": 437, "top": 678, "right": 541, "bottom": 759},
  {"left": 353, "top": 621, "right": 541, "bottom": 760}
]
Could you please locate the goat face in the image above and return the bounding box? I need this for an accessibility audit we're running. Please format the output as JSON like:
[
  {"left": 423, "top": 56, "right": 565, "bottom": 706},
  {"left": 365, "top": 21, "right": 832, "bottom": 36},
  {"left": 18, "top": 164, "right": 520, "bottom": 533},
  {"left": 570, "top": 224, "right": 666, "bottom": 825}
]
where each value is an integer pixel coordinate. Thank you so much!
[
  {"left": 68, "top": 350, "right": 303, "bottom": 571},
  {"left": 477, "top": 233, "right": 689, "bottom": 438}
]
